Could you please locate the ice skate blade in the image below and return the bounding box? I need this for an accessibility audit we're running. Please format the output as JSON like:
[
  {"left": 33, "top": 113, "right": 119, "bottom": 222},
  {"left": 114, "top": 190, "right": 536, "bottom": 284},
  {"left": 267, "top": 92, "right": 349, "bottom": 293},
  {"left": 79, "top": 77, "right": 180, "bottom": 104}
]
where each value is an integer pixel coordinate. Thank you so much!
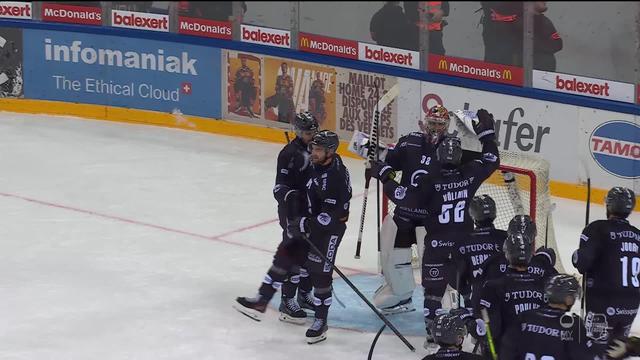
[
  {"left": 232, "top": 304, "right": 263, "bottom": 322},
  {"left": 380, "top": 305, "right": 416, "bottom": 315},
  {"left": 306, "top": 333, "right": 327, "bottom": 344},
  {"left": 279, "top": 312, "right": 306, "bottom": 325}
]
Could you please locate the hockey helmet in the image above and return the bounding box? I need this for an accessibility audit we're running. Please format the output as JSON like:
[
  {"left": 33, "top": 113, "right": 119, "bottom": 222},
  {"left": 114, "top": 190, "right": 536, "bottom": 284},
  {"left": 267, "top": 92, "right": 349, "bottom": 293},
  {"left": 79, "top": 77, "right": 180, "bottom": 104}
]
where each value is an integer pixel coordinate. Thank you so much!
[
  {"left": 294, "top": 111, "right": 319, "bottom": 133},
  {"left": 430, "top": 312, "right": 467, "bottom": 346},
  {"left": 311, "top": 130, "right": 339, "bottom": 153},
  {"left": 424, "top": 104, "right": 451, "bottom": 144},
  {"left": 436, "top": 136, "right": 463, "bottom": 168},
  {"left": 503, "top": 232, "right": 534, "bottom": 267},
  {"left": 545, "top": 274, "right": 581, "bottom": 305},
  {"left": 469, "top": 194, "right": 497, "bottom": 225},
  {"left": 605, "top": 186, "right": 635, "bottom": 218},
  {"left": 508, "top": 215, "right": 537, "bottom": 242}
]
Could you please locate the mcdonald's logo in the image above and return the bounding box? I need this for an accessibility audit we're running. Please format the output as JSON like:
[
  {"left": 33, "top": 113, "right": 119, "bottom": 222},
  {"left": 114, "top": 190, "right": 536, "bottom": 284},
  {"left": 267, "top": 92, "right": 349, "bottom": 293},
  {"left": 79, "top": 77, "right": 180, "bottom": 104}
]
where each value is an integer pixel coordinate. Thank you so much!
[
  {"left": 300, "top": 36, "right": 309, "bottom": 48},
  {"left": 503, "top": 69, "right": 512, "bottom": 80},
  {"left": 438, "top": 59, "right": 448, "bottom": 70}
]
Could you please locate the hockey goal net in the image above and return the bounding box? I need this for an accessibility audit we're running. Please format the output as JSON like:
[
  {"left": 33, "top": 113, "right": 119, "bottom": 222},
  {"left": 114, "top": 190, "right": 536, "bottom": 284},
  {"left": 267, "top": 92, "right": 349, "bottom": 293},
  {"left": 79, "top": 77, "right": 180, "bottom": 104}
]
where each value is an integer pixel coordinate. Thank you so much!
[{"left": 383, "top": 151, "right": 563, "bottom": 272}]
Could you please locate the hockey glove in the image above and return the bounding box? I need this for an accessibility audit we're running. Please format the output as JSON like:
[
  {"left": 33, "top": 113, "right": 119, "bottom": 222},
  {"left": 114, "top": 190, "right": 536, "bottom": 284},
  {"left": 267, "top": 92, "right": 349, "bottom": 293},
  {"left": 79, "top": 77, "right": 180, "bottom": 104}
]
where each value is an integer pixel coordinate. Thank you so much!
[
  {"left": 369, "top": 160, "right": 396, "bottom": 184},
  {"left": 287, "top": 216, "right": 309, "bottom": 239},
  {"left": 474, "top": 109, "right": 496, "bottom": 141},
  {"left": 535, "top": 246, "right": 557, "bottom": 267},
  {"left": 450, "top": 308, "right": 487, "bottom": 340}
]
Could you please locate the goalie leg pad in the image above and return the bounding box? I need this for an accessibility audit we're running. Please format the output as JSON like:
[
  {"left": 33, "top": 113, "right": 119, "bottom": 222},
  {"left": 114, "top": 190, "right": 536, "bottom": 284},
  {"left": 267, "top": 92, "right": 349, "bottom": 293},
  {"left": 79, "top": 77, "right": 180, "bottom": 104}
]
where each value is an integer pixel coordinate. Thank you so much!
[{"left": 374, "top": 247, "right": 416, "bottom": 311}]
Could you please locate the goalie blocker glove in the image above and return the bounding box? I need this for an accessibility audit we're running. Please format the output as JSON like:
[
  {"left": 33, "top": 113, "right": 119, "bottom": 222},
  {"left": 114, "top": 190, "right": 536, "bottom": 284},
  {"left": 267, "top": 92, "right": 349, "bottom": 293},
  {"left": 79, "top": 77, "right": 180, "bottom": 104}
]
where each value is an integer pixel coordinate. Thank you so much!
[{"left": 474, "top": 109, "right": 496, "bottom": 141}]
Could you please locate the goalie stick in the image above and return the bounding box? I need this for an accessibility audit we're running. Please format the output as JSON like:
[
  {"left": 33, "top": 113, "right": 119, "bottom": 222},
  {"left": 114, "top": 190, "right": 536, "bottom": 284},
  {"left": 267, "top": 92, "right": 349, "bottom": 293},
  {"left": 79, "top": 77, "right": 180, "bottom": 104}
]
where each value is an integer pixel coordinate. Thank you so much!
[{"left": 355, "top": 83, "right": 400, "bottom": 260}]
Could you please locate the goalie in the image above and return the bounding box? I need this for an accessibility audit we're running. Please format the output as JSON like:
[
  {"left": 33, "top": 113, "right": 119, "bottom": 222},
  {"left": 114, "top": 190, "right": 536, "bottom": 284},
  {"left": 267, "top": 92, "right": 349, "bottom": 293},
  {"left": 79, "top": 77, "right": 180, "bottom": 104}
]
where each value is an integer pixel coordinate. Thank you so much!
[{"left": 352, "top": 105, "right": 451, "bottom": 314}]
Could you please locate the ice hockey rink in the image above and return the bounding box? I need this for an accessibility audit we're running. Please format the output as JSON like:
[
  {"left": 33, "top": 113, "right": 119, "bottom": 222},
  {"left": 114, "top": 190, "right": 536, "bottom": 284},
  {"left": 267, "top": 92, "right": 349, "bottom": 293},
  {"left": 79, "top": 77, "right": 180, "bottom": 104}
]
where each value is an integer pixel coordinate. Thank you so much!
[{"left": 1, "top": 111, "right": 639, "bottom": 360}]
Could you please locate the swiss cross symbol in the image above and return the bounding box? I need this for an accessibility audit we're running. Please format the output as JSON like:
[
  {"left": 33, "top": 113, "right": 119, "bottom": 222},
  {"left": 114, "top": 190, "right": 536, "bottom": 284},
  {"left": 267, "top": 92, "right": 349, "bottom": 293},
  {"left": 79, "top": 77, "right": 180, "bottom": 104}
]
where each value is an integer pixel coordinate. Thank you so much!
[{"left": 181, "top": 82, "right": 192, "bottom": 95}]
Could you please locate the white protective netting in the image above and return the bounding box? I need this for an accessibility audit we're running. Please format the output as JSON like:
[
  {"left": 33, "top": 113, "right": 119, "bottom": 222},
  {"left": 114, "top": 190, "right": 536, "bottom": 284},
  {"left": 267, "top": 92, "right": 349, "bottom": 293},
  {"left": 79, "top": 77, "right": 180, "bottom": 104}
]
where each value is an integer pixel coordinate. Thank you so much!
[{"left": 383, "top": 150, "right": 564, "bottom": 272}]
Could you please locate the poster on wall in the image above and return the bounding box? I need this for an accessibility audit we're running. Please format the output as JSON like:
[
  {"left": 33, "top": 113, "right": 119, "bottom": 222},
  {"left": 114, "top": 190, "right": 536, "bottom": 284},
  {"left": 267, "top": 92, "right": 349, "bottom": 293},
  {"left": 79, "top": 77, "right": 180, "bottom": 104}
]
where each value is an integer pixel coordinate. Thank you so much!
[
  {"left": 226, "top": 50, "right": 262, "bottom": 120},
  {"left": 0, "top": 27, "right": 23, "bottom": 98},
  {"left": 22, "top": 28, "right": 221, "bottom": 118},
  {"left": 335, "top": 69, "right": 397, "bottom": 145},
  {"left": 263, "top": 57, "right": 336, "bottom": 130}
]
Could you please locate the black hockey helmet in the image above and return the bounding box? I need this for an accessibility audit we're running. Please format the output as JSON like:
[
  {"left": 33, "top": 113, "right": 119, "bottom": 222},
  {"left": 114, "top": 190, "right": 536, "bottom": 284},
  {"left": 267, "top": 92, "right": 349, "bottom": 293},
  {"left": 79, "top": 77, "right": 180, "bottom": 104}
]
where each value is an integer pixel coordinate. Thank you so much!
[
  {"left": 503, "top": 232, "right": 534, "bottom": 267},
  {"left": 294, "top": 111, "right": 319, "bottom": 133},
  {"left": 430, "top": 312, "right": 467, "bottom": 346},
  {"left": 606, "top": 186, "right": 635, "bottom": 218},
  {"left": 545, "top": 274, "right": 581, "bottom": 305},
  {"left": 436, "top": 136, "right": 463, "bottom": 168},
  {"left": 508, "top": 214, "right": 537, "bottom": 242},
  {"left": 311, "top": 130, "right": 339, "bottom": 152},
  {"left": 469, "top": 194, "right": 497, "bottom": 225}
]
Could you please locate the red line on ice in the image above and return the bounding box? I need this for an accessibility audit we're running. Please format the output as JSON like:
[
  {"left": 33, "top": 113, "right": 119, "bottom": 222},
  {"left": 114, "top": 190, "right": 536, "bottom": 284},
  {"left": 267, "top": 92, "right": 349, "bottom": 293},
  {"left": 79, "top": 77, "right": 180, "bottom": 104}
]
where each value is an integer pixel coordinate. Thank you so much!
[{"left": 0, "top": 191, "right": 374, "bottom": 276}]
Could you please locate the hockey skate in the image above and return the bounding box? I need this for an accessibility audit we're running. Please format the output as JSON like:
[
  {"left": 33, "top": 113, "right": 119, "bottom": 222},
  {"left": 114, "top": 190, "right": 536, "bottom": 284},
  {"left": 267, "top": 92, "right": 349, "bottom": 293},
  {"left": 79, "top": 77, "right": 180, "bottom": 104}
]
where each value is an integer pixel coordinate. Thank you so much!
[
  {"left": 378, "top": 297, "right": 415, "bottom": 315},
  {"left": 279, "top": 297, "right": 307, "bottom": 325},
  {"left": 306, "top": 318, "right": 328, "bottom": 344},
  {"left": 233, "top": 296, "right": 267, "bottom": 322},
  {"left": 297, "top": 291, "right": 315, "bottom": 313}
]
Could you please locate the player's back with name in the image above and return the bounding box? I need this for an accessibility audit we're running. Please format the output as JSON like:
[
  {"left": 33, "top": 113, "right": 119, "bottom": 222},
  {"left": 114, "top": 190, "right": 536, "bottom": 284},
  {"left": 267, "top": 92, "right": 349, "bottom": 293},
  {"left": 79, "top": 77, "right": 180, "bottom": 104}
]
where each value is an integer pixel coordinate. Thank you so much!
[
  {"left": 305, "top": 154, "right": 352, "bottom": 228},
  {"left": 574, "top": 218, "right": 640, "bottom": 295},
  {"left": 499, "top": 307, "right": 599, "bottom": 360},
  {"left": 456, "top": 228, "right": 506, "bottom": 290}
]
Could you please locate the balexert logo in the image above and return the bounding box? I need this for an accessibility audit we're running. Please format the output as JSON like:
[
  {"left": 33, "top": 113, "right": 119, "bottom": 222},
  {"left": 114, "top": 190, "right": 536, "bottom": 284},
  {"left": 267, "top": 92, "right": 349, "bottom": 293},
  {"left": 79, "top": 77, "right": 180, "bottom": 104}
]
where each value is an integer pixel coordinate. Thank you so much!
[
  {"left": 0, "top": 2, "right": 31, "bottom": 19},
  {"left": 44, "top": 38, "right": 198, "bottom": 75},
  {"left": 112, "top": 10, "right": 168, "bottom": 32},
  {"left": 363, "top": 45, "right": 413, "bottom": 66},
  {"left": 241, "top": 24, "right": 290, "bottom": 48},
  {"left": 556, "top": 75, "right": 610, "bottom": 96}
]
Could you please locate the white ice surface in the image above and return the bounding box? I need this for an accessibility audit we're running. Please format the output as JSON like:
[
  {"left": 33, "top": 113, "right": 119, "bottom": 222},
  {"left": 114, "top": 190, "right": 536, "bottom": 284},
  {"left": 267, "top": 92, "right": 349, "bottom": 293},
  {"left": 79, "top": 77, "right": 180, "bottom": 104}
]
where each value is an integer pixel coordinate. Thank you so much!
[{"left": 0, "top": 111, "right": 639, "bottom": 360}]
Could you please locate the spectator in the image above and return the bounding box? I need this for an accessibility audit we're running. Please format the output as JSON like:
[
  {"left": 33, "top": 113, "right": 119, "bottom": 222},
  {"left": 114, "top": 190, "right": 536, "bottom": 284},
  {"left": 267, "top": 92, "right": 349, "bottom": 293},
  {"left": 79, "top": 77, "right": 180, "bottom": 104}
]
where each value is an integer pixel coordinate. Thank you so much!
[
  {"left": 370, "top": 2, "right": 413, "bottom": 50},
  {"left": 480, "top": 1, "right": 523, "bottom": 66},
  {"left": 404, "top": 1, "right": 449, "bottom": 54},
  {"left": 533, "top": 1, "right": 562, "bottom": 71},
  {"left": 178, "top": 1, "right": 247, "bottom": 22}
]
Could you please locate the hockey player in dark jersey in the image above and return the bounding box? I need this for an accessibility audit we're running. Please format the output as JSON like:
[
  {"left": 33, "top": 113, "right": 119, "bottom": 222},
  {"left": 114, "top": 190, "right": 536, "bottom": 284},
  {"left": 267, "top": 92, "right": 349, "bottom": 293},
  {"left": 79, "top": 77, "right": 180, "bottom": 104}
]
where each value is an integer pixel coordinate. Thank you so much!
[
  {"left": 454, "top": 194, "right": 506, "bottom": 305},
  {"left": 233, "top": 112, "right": 318, "bottom": 324},
  {"left": 477, "top": 232, "right": 547, "bottom": 351},
  {"left": 500, "top": 274, "right": 600, "bottom": 360},
  {"left": 373, "top": 104, "right": 451, "bottom": 314},
  {"left": 572, "top": 186, "right": 640, "bottom": 353},
  {"left": 422, "top": 312, "right": 484, "bottom": 360},
  {"left": 288, "top": 130, "right": 352, "bottom": 344},
  {"left": 370, "top": 108, "right": 500, "bottom": 344},
  {"left": 476, "top": 215, "right": 557, "bottom": 290}
]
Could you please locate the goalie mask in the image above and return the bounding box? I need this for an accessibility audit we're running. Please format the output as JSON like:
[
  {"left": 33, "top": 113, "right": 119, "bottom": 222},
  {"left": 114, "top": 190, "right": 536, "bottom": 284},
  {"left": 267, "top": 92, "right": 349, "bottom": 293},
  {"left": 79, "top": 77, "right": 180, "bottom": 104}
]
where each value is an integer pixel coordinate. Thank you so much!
[{"left": 424, "top": 104, "right": 451, "bottom": 144}]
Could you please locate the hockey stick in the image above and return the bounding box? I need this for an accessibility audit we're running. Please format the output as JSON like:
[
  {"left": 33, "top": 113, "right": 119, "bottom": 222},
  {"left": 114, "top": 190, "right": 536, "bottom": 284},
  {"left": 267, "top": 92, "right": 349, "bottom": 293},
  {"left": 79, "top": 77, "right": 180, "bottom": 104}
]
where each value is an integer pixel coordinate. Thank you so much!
[
  {"left": 544, "top": 203, "right": 557, "bottom": 248},
  {"left": 367, "top": 324, "right": 387, "bottom": 360},
  {"left": 580, "top": 160, "right": 591, "bottom": 320},
  {"left": 355, "top": 84, "right": 400, "bottom": 259},
  {"left": 480, "top": 308, "right": 498, "bottom": 360},
  {"left": 284, "top": 131, "right": 291, "bottom": 144},
  {"left": 302, "top": 234, "right": 415, "bottom": 352}
]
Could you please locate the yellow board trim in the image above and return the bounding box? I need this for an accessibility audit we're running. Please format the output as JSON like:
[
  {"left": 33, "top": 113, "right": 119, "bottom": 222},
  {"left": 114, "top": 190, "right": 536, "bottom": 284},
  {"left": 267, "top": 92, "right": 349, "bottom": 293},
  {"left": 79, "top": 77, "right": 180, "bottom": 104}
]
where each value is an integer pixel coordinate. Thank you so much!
[{"left": 1, "top": 98, "right": 636, "bottom": 210}]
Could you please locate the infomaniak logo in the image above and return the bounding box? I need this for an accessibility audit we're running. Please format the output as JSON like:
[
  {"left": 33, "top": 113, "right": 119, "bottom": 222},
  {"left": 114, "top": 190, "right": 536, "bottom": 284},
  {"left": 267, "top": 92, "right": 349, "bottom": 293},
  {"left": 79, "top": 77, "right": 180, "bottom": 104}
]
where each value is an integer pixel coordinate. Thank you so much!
[
  {"left": 590, "top": 120, "right": 640, "bottom": 179},
  {"left": 23, "top": 29, "right": 221, "bottom": 118}
]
